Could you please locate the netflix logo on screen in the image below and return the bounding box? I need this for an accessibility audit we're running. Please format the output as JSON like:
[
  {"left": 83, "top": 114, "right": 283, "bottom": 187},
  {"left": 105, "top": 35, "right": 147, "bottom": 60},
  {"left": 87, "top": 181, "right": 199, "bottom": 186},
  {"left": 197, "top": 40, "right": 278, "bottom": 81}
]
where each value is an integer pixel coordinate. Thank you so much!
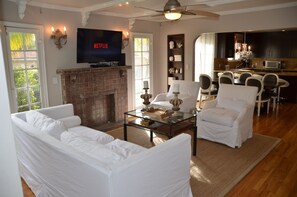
[{"left": 94, "top": 43, "right": 108, "bottom": 49}]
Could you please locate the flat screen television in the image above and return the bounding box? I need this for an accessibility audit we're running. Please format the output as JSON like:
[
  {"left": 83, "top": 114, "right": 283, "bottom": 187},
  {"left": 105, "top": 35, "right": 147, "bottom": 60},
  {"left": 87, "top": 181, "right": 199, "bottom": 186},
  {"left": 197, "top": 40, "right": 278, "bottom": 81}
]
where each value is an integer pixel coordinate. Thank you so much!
[{"left": 77, "top": 28, "right": 122, "bottom": 64}]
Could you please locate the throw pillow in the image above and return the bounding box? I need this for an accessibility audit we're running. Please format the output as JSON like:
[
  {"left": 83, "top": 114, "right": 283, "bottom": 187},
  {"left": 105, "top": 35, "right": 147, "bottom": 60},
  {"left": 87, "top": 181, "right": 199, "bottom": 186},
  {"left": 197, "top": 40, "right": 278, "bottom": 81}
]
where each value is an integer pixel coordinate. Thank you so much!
[
  {"left": 58, "top": 115, "right": 81, "bottom": 128},
  {"left": 60, "top": 132, "right": 123, "bottom": 164},
  {"left": 26, "top": 110, "right": 67, "bottom": 140}
]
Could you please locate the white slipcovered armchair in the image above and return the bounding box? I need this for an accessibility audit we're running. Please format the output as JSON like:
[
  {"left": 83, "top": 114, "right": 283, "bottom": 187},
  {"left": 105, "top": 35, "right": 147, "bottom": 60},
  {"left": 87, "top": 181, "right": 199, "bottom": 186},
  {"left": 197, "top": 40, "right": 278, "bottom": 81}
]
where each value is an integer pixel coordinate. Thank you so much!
[
  {"left": 151, "top": 80, "right": 200, "bottom": 113},
  {"left": 197, "top": 84, "right": 258, "bottom": 148}
]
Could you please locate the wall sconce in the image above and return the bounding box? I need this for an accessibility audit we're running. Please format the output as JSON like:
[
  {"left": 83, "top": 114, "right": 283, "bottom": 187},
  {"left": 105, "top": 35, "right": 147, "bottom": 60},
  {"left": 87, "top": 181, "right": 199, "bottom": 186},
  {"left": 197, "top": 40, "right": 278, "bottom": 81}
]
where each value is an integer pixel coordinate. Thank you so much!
[
  {"left": 122, "top": 31, "right": 129, "bottom": 49},
  {"left": 51, "top": 26, "right": 67, "bottom": 49}
]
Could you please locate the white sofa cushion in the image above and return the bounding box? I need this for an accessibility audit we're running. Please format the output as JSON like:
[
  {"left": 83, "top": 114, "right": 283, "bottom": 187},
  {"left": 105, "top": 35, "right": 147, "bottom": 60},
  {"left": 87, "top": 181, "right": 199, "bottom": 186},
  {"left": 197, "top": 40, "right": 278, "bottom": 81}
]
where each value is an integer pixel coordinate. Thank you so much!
[
  {"left": 217, "top": 97, "right": 248, "bottom": 112},
  {"left": 26, "top": 111, "right": 67, "bottom": 140},
  {"left": 105, "top": 139, "right": 146, "bottom": 158},
  {"left": 60, "top": 132, "right": 123, "bottom": 165},
  {"left": 199, "top": 108, "right": 239, "bottom": 127},
  {"left": 58, "top": 115, "right": 81, "bottom": 128},
  {"left": 68, "top": 126, "right": 114, "bottom": 144}
]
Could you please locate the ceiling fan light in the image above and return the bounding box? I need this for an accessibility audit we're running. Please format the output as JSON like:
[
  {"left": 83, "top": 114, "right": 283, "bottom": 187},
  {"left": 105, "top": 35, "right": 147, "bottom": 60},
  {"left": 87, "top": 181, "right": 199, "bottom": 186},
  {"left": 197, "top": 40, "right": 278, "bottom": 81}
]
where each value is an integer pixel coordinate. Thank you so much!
[{"left": 164, "top": 12, "right": 182, "bottom": 20}]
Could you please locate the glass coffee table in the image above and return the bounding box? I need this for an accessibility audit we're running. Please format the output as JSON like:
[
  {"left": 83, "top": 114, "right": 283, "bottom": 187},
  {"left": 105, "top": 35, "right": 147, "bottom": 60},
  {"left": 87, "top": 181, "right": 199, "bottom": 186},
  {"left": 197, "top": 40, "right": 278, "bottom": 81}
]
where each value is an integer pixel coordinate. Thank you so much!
[{"left": 124, "top": 109, "right": 197, "bottom": 156}]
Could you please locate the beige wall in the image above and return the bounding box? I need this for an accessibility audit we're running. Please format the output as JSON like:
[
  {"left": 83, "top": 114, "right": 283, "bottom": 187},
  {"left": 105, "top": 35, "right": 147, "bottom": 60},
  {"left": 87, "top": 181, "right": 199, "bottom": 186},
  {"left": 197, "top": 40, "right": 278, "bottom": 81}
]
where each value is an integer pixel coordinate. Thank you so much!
[{"left": 1, "top": 0, "right": 297, "bottom": 108}]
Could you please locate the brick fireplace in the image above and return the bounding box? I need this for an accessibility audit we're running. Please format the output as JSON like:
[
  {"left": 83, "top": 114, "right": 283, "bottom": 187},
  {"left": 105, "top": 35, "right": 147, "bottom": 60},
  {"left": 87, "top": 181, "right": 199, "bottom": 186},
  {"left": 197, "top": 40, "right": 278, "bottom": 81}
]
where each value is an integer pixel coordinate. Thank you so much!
[{"left": 57, "top": 66, "right": 131, "bottom": 130}]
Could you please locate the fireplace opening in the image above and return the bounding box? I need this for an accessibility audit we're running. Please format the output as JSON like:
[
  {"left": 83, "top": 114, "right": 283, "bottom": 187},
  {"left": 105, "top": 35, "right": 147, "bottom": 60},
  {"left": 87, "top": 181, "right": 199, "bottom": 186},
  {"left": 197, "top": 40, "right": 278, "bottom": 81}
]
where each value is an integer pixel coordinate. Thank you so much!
[
  {"left": 89, "top": 93, "right": 116, "bottom": 127},
  {"left": 106, "top": 94, "right": 115, "bottom": 123}
]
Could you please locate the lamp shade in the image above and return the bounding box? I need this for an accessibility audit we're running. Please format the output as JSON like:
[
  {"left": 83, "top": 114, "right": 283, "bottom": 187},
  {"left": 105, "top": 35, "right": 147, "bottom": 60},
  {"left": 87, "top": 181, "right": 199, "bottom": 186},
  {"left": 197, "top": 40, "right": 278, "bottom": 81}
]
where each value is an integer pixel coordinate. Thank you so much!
[{"left": 164, "top": 12, "right": 182, "bottom": 20}]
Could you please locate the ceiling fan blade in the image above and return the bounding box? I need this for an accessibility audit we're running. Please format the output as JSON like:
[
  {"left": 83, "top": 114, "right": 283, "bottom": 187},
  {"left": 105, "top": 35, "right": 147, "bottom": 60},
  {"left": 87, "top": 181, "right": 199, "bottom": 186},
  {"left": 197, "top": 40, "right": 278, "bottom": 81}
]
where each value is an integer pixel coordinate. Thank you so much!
[
  {"left": 133, "top": 13, "right": 164, "bottom": 19},
  {"left": 134, "top": 6, "right": 163, "bottom": 13},
  {"left": 183, "top": 4, "right": 211, "bottom": 9},
  {"left": 148, "top": 13, "right": 164, "bottom": 17},
  {"left": 180, "top": 10, "right": 196, "bottom": 15},
  {"left": 187, "top": 10, "right": 220, "bottom": 18}
]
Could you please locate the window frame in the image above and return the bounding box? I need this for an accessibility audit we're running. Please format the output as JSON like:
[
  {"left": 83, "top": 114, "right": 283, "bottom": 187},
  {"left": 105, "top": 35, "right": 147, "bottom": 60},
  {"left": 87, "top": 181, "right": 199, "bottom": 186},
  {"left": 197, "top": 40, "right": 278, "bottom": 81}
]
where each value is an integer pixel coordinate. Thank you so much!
[
  {"left": 131, "top": 32, "right": 154, "bottom": 109},
  {"left": 0, "top": 21, "right": 48, "bottom": 112}
]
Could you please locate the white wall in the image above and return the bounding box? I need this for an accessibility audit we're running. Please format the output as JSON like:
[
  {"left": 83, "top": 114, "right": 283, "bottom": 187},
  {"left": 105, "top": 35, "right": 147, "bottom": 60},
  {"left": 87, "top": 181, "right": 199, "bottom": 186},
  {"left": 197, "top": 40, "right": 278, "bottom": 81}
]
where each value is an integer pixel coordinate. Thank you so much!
[{"left": 0, "top": 31, "right": 23, "bottom": 197}]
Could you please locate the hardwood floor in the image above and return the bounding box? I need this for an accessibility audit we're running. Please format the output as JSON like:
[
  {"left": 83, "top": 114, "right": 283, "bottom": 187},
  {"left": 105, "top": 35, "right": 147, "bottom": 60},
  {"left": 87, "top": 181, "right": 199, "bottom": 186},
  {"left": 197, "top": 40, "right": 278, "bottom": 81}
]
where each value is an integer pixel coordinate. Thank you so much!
[
  {"left": 21, "top": 102, "right": 297, "bottom": 197},
  {"left": 226, "top": 102, "right": 297, "bottom": 197}
]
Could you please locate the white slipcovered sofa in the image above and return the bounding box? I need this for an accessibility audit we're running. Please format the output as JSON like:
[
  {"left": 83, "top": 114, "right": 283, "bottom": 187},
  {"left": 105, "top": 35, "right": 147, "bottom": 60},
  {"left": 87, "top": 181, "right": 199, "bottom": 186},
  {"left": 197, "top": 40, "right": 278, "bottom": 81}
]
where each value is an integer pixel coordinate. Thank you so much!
[{"left": 11, "top": 104, "right": 193, "bottom": 197}]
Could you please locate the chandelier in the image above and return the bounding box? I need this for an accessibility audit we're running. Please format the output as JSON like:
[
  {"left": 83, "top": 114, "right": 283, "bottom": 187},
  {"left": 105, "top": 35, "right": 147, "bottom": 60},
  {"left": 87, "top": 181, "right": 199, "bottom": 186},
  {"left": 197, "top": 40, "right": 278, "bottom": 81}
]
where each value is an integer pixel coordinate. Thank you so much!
[{"left": 235, "top": 33, "right": 253, "bottom": 61}]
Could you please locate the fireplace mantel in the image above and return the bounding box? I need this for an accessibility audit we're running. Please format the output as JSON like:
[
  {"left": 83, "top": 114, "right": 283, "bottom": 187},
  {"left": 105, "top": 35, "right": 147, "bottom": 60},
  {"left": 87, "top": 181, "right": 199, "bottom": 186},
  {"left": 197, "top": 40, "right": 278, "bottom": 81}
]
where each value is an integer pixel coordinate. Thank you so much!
[
  {"left": 56, "top": 65, "right": 131, "bottom": 74},
  {"left": 57, "top": 66, "right": 131, "bottom": 130}
]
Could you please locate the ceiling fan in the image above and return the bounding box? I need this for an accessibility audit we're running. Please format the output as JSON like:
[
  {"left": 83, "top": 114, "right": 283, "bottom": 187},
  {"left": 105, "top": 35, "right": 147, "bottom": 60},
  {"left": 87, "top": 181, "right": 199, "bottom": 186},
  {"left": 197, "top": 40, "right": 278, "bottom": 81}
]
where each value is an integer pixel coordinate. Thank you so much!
[{"left": 136, "top": 0, "right": 219, "bottom": 21}]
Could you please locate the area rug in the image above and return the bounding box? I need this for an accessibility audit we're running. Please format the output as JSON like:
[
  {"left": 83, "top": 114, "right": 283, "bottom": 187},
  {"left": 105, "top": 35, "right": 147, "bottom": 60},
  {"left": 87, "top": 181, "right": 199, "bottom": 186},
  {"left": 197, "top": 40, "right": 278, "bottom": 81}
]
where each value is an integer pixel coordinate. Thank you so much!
[{"left": 107, "top": 127, "right": 281, "bottom": 197}]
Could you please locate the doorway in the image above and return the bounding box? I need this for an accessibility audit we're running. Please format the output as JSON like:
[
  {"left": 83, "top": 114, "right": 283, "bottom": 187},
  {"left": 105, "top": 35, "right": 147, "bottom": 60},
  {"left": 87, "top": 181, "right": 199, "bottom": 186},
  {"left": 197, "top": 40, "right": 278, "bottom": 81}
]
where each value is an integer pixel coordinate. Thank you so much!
[
  {"left": 132, "top": 33, "right": 153, "bottom": 109},
  {"left": 3, "top": 23, "right": 48, "bottom": 112},
  {"left": 194, "top": 33, "right": 215, "bottom": 81}
]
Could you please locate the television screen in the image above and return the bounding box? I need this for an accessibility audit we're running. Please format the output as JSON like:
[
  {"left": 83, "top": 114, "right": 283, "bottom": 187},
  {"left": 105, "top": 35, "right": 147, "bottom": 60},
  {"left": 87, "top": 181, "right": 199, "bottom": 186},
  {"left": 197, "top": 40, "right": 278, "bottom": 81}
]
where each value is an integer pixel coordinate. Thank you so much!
[{"left": 77, "top": 28, "right": 122, "bottom": 63}]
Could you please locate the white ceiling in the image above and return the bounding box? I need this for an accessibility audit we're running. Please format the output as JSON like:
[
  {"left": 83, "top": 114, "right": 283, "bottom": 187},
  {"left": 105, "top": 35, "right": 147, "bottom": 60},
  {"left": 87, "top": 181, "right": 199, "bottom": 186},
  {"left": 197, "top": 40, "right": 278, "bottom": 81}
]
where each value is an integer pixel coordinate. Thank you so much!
[{"left": 10, "top": 0, "right": 297, "bottom": 22}]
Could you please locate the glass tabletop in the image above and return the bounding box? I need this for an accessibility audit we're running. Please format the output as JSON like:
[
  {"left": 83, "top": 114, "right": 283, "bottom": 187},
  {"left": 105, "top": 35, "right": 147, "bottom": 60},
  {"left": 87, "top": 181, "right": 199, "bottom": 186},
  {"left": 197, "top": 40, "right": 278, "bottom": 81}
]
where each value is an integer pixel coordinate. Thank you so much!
[{"left": 125, "top": 108, "right": 196, "bottom": 125}]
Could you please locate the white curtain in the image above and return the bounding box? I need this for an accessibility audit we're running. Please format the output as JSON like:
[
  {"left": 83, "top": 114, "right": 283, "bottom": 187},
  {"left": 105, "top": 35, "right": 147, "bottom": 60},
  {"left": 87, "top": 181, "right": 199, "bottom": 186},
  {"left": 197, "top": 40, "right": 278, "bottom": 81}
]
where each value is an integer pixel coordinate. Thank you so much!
[{"left": 194, "top": 33, "right": 215, "bottom": 82}]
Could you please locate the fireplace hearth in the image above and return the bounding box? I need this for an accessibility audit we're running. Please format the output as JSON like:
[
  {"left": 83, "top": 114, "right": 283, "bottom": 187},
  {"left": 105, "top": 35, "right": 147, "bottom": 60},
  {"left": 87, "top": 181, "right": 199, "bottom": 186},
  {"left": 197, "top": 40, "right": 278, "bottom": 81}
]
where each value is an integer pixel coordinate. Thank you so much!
[{"left": 57, "top": 66, "right": 131, "bottom": 131}]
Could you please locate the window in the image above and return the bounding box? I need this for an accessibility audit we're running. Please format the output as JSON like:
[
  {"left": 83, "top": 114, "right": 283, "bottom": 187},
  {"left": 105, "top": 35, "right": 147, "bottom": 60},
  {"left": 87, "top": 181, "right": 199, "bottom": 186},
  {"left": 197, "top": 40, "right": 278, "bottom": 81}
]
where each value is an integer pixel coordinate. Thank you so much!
[
  {"left": 3, "top": 23, "right": 48, "bottom": 112},
  {"left": 194, "top": 33, "right": 215, "bottom": 81},
  {"left": 132, "top": 33, "right": 153, "bottom": 108}
]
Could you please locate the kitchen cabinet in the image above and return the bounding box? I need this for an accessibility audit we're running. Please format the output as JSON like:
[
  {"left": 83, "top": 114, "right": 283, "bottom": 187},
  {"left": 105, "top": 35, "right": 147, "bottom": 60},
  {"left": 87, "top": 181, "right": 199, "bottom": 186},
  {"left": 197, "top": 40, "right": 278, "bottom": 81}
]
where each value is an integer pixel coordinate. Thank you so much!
[
  {"left": 167, "top": 34, "right": 184, "bottom": 89},
  {"left": 247, "top": 31, "right": 297, "bottom": 58},
  {"left": 216, "top": 33, "right": 236, "bottom": 58},
  {"left": 216, "top": 30, "right": 297, "bottom": 59}
]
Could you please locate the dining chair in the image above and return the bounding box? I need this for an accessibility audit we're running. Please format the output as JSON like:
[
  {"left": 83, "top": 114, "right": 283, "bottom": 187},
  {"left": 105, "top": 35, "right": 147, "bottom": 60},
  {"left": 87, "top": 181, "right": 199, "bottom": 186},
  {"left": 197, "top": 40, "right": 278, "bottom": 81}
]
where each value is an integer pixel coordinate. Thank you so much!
[
  {"left": 219, "top": 75, "right": 234, "bottom": 85},
  {"left": 262, "top": 73, "right": 279, "bottom": 111},
  {"left": 239, "top": 72, "right": 252, "bottom": 84},
  {"left": 199, "top": 74, "right": 218, "bottom": 108},
  {"left": 246, "top": 77, "right": 271, "bottom": 116},
  {"left": 277, "top": 78, "right": 290, "bottom": 102},
  {"left": 252, "top": 73, "right": 263, "bottom": 80},
  {"left": 222, "top": 71, "right": 234, "bottom": 79}
]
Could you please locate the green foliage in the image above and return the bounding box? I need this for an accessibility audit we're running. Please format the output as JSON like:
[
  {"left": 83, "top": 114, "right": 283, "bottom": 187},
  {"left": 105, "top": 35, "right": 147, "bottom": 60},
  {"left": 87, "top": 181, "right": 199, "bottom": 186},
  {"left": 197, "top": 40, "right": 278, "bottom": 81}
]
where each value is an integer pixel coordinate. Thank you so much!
[
  {"left": 9, "top": 32, "right": 36, "bottom": 50},
  {"left": 9, "top": 32, "right": 40, "bottom": 112}
]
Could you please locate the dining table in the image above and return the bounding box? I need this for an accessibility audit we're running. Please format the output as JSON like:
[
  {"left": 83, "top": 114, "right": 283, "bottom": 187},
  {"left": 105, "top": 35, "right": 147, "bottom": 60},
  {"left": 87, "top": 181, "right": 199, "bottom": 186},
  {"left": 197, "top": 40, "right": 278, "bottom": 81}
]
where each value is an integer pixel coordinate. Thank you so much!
[{"left": 212, "top": 78, "right": 285, "bottom": 89}]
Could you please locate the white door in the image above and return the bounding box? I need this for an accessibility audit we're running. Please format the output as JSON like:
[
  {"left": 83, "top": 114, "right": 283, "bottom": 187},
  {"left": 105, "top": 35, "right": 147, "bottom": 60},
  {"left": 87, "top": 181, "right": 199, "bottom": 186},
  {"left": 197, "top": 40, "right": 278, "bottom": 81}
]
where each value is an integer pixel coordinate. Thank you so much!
[
  {"left": 132, "top": 33, "right": 153, "bottom": 109},
  {"left": 4, "top": 25, "right": 48, "bottom": 112}
]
